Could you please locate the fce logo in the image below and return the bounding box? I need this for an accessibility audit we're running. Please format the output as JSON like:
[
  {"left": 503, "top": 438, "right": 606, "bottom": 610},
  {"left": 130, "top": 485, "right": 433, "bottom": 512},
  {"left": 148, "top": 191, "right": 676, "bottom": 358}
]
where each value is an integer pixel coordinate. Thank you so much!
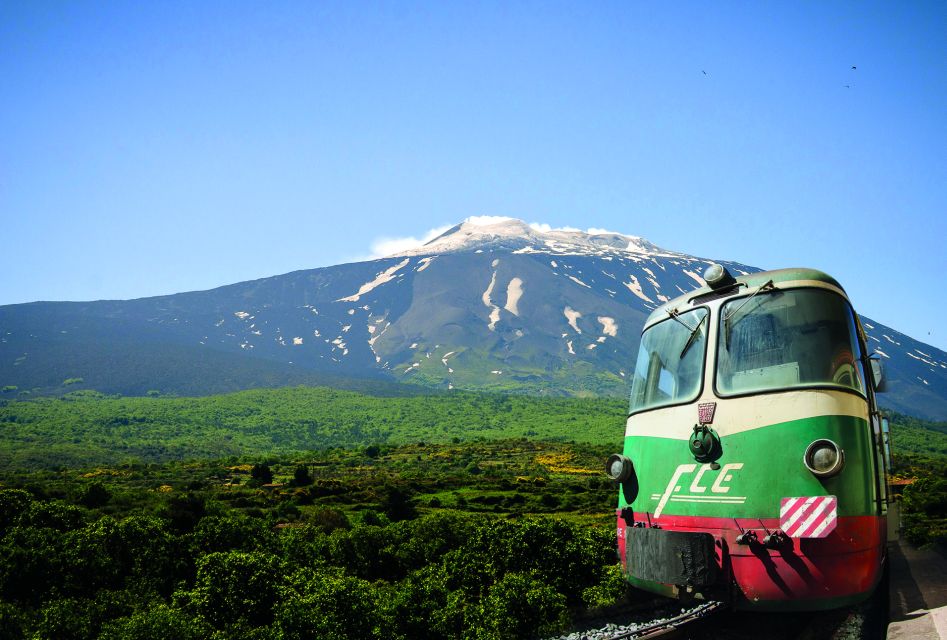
[{"left": 652, "top": 463, "right": 746, "bottom": 517}]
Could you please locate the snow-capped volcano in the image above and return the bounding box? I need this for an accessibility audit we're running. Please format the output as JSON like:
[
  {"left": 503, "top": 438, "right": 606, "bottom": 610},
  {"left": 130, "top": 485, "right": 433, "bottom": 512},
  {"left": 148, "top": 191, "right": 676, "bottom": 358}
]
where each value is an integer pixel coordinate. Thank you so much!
[
  {"left": 2, "top": 217, "right": 946, "bottom": 420},
  {"left": 393, "top": 216, "right": 680, "bottom": 258}
]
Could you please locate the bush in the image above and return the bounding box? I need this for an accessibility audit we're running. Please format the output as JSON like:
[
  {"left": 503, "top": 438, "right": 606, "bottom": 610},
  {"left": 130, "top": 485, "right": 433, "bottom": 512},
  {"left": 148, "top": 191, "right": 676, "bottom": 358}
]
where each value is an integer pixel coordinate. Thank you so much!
[
  {"left": 899, "top": 459, "right": 947, "bottom": 546},
  {"left": 0, "top": 490, "right": 32, "bottom": 532},
  {"left": 186, "top": 550, "right": 281, "bottom": 629},
  {"left": 276, "top": 569, "right": 384, "bottom": 640},
  {"left": 0, "top": 599, "right": 25, "bottom": 640},
  {"left": 291, "top": 465, "right": 312, "bottom": 487},
  {"left": 249, "top": 464, "right": 273, "bottom": 486},
  {"left": 99, "top": 604, "right": 204, "bottom": 640},
  {"left": 191, "top": 515, "right": 274, "bottom": 555},
  {"left": 473, "top": 572, "right": 569, "bottom": 640},
  {"left": 76, "top": 481, "right": 111, "bottom": 508},
  {"left": 582, "top": 563, "right": 627, "bottom": 609}
]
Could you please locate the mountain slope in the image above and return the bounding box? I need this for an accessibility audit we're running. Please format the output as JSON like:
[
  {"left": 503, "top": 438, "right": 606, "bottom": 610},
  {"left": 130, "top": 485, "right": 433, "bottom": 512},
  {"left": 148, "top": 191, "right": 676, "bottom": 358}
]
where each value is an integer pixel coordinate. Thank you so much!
[{"left": 2, "top": 217, "right": 945, "bottom": 419}]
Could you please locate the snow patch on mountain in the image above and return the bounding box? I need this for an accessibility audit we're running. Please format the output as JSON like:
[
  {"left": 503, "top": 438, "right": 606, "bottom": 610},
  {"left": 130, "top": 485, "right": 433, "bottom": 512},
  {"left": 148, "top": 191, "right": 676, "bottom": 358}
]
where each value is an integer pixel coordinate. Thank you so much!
[
  {"left": 683, "top": 270, "right": 705, "bottom": 287},
  {"left": 908, "top": 352, "right": 939, "bottom": 368},
  {"left": 623, "top": 275, "right": 654, "bottom": 303},
  {"left": 482, "top": 271, "right": 501, "bottom": 331},
  {"left": 338, "top": 258, "right": 410, "bottom": 302},
  {"left": 598, "top": 317, "right": 618, "bottom": 337},
  {"left": 368, "top": 322, "right": 389, "bottom": 347},
  {"left": 505, "top": 278, "right": 524, "bottom": 316},
  {"left": 564, "top": 307, "right": 582, "bottom": 333}
]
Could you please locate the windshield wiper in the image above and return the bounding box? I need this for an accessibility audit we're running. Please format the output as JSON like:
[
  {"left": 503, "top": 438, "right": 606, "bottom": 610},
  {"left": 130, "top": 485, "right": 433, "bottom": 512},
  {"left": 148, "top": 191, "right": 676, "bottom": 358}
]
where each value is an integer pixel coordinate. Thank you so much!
[
  {"left": 667, "top": 308, "right": 696, "bottom": 333},
  {"left": 724, "top": 280, "right": 776, "bottom": 349},
  {"left": 680, "top": 313, "right": 707, "bottom": 359}
]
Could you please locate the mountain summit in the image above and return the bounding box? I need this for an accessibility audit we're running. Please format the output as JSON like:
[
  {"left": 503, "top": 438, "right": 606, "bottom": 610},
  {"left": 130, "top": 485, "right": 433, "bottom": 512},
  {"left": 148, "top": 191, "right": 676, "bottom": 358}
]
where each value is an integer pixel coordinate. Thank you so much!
[
  {"left": 2, "top": 218, "right": 946, "bottom": 419},
  {"left": 393, "top": 216, "right": 677, "bottom": 258}
]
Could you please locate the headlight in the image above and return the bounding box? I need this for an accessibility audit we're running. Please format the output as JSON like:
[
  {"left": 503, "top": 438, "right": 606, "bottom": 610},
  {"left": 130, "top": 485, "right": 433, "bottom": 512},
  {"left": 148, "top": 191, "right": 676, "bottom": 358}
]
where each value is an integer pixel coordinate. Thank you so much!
[
  {"left": 605, "top": 454, "right": 634, "bottom": 482},
  {"left": 804, "top": 439, "right": 845, "bottom": 478}
]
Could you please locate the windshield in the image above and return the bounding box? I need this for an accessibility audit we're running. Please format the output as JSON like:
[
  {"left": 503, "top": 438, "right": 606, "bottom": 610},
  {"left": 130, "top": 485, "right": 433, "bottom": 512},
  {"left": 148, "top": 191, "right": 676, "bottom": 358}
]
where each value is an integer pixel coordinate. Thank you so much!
[
  {"left": 629, "top": 308, "right": 708, "bottom": 413},
  {"left": 716, "top": 288, "right": 866, "bottom": 396}
]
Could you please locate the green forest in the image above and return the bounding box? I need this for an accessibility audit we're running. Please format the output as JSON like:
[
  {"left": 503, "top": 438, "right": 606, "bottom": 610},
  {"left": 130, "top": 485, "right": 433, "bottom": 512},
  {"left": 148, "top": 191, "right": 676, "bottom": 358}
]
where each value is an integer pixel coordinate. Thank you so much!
[
  {"left": 1, "top": 387, "right": 945, "bottom": 470},
  {"left": 0, "top": 387, "right": 944, "bottom": 638},
  {"left": 0, "top": 388, "right": 627, "bottom": 470},
  {"left": 0, "top": 440, "right": 630, "bottom": 640}
]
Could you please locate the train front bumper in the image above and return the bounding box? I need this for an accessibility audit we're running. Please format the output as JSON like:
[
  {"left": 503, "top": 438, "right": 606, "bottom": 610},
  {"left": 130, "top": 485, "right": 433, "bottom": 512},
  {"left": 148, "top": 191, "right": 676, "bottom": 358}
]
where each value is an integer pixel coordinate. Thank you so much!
[{"left": 617, "top": 511, "right": 885, "bottom": 611}]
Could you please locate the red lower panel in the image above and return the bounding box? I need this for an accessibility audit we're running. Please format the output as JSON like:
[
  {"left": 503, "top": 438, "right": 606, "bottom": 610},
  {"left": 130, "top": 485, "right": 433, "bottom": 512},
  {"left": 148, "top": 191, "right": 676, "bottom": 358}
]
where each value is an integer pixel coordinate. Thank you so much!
[{"left": 616, "top": 510, "right": 886, "bottom": 609}]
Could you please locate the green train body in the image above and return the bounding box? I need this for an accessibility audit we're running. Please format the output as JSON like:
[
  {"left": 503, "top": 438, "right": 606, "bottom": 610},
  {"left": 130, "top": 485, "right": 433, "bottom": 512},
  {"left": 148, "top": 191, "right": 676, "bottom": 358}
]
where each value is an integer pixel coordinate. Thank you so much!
[{"left": 607, "top": 266, "right": 893, "bottom": 610}]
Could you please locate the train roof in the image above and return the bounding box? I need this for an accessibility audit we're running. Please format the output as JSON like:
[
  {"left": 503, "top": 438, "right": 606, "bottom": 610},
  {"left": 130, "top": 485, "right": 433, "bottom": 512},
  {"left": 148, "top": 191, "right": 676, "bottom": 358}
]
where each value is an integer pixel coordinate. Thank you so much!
[{"left": 647, "top": 267, "right": 848, "bottom": 325}]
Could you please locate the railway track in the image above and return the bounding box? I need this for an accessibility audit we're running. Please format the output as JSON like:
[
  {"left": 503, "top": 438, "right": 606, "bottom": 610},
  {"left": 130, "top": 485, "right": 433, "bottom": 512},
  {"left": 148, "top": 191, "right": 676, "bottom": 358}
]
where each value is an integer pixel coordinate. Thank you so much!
[
  {"left": 551, "top": 600, "right": 726, "bottom": 640},
  {"left": 553, "top": 584, "right": 887, "bottom": 640},
  {"left": 603, "top": 601, "right": 726, "bottom": 640}
]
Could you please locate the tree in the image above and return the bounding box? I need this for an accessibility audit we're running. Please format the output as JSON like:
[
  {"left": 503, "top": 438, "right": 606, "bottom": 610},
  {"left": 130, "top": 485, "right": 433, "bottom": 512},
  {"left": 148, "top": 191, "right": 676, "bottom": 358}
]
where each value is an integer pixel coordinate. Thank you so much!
[
  {"left": 275, "top": 569, "right": 383, "bottom": 640},
  {"left": 162, "top": 492, "right": 206, "bottom": 534},
  {"left": 0, "top": 600, "right": 25, "bottom": 640},
  {"left": 190, "top": 515, "right": 273, "bottom": 555},
  {"left": 19, "top": 500, "right": 84, "bottom": 531},
  {"left": 76, "top": 481, "right": 111, "bottom": 508},
  {"left": 249, "top": 464, "right": 273, "bottom": 486},
  {"left": 115, "top": 515, "right": 176, "bottom": 596},
  {"left": 364, "top": 445, "right": 381, "bottom": 459},
  {"left": 474, "top": 572, "right": 569, "bottom": 640},
  {"left": 378, "top": 484, "right": 416, "bottom": 522},
  {"left": 0, "top": 490, "right": 32, "bottom": 532},
  {"left": 187, "top": 550, "right": 281, "bottom": 629},
  {"left": 0, "top": 526, "right": 62, "bottom": 604},
  {"left": 98, "top": 604, "right": 205, "bottom": 640},
  {"left": 291, "top": 465, "right": 312, "bottom": 487}
]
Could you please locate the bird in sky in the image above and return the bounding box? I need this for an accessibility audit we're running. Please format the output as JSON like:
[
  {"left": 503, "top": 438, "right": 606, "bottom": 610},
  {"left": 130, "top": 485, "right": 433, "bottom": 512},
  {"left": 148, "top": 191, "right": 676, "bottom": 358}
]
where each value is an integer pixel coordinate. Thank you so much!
[
  {"left": 851, "top": 65, "right": 857, "bottom": 70},
  {"left": 702, "top": 70, "right": 707, "bottom": 75}
]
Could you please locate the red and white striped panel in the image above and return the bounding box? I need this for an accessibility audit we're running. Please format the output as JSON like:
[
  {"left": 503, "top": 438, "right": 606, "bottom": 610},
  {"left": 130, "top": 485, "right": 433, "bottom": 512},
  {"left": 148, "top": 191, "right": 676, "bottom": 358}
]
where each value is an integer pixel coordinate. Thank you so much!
[{"left": 780, "top": 496, "right": 838, "bottom": 538}]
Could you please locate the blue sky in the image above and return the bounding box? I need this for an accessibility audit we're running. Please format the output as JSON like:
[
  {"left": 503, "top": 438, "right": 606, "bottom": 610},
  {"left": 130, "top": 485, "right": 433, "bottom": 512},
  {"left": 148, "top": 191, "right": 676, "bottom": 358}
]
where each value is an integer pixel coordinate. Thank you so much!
[{"left": 2, "top": 2, "right": 945, "bottom": 352}]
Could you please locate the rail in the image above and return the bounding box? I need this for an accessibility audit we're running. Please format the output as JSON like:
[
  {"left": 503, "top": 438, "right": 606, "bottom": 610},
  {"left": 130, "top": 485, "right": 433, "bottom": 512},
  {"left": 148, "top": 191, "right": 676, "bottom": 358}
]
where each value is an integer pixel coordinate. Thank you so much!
[{"left": 601, "top": 600, "right": 726, "bottom": 640}]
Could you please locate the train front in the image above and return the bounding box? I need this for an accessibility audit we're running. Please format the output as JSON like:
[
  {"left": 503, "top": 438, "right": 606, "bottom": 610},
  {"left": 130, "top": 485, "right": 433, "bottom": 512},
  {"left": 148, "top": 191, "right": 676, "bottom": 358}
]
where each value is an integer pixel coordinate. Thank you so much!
[{"left": 607, "top": 265, "right": 889, "bottom": 611}]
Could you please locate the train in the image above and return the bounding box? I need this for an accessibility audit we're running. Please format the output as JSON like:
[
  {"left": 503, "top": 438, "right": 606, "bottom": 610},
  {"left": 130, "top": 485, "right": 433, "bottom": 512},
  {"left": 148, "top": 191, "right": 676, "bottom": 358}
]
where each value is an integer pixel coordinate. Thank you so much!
[{"left": 606, "top": 265, "right": 896, "bottom": 611}]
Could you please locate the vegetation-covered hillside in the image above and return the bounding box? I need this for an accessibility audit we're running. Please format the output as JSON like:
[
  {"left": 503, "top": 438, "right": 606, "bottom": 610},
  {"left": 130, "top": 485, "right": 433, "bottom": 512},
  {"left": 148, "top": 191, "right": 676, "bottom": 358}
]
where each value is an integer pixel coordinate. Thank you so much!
[
  {"left": 0, "top": 388, "right": 627, "bottom": 470},
  {"left": 1, "top": 387, "right": 946, "bottom": 472}
]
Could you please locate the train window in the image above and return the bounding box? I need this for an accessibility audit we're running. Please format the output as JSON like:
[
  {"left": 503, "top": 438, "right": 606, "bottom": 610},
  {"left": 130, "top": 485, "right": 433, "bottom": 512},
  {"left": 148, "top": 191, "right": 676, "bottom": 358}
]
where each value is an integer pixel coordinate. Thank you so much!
[
  {"left": 716, "top": 288, "right": 866, "bottom": 396},
  {"left": 629, "top": 308, "right": 708, "bottom": 413}
]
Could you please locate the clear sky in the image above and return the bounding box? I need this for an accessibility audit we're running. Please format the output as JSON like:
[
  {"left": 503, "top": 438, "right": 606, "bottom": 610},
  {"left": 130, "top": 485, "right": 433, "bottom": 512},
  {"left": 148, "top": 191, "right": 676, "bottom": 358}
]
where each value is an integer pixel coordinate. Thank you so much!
[{"left": 2, "top": 2, "right": 945, "bottom": 352}]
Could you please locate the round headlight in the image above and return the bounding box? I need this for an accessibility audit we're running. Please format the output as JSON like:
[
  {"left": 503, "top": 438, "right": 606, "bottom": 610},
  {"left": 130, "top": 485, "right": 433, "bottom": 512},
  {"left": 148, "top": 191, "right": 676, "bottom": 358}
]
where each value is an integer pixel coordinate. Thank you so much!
[
  {"left": 703, "top": 263, "right": 735, "bottom": 289},
  {"left": 605, "top": 454, "right": 634, "bottom": 482},
  {"left": 804, "top": 439, "right": 845, "bottom": 478}
]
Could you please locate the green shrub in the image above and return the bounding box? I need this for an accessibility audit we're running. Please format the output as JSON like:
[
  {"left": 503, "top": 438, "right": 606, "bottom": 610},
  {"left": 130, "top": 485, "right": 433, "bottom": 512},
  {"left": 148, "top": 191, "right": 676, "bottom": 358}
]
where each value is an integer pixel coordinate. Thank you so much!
[
  {"left": 275, "top": 569, "right": 384, "bottom": 640},
  {"left": 98, "top": 604, "right": 203, "bottom": 640},
  {"left": 186, "top": 550, "right": 281, "bottom": 629},
  {"left": 472, "top": 572, "right": 569, "bottom": 640}
]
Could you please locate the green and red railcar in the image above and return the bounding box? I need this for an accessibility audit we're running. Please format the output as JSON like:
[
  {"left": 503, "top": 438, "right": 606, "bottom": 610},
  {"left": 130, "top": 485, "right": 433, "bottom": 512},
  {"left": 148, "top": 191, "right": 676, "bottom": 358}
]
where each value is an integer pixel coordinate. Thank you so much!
[{"left": 607, "top": 265, "right": 895, "bottom": 611}]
